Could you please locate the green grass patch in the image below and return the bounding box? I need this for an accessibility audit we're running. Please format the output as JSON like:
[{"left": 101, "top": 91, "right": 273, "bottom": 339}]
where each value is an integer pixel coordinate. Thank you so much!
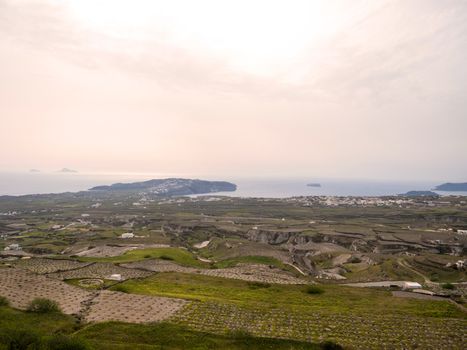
[
  {"left": 0, "top": 304, "right": 78, "bottom": 336},
  {"left": 77, "top": 321, "right": 326, "bottom": 350},
  {"left": 78, "top": 247, "right": 208, "bottom": 268},
  {"left": 343, "top": 259, "right": 423, "bottom": 283},
  {"left": 441, "top": 283, "right": 455, "bottom": 290},
  {"left": 214, "top": 255, "right": 287, "bottom": 269},
  {"left": 111, "top": 272, "right": 464, "bottom": 318}
]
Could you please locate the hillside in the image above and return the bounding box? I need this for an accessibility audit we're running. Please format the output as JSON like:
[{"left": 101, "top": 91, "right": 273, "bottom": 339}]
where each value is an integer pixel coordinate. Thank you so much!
[
  {"left": 89, "top": 178, "right": 237, "bottom": 196},
  {"left": 434, "top": 183, "right": 467, "bottom": 191}
]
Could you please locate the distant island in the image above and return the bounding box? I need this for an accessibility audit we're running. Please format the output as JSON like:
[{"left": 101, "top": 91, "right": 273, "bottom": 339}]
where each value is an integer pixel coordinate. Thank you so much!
[
  {"left": 57, "top": 168, "right": 78, "bottom": 173},
  {"left": 433, "top": 183, "right": 467, "bottom": 191},
  {"left": 89, "top": 178, "right": 237, "bottom": 196},
  {"left": 29, "top": 169, "right": 40, "bottom": 173},
  {"left": 400, "top": 191, "right": 439, "bottom": 197},
  {"left": 307, "top": 183, "right": 321, "bottom": 187}
]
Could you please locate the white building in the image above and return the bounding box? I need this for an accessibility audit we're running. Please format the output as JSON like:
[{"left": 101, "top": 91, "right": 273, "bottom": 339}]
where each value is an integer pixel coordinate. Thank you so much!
[
  {"left": 121, "top": 232, "right": 134, "bottom": 239},
  {"left": 109, "top": 274, "right": 122, "bottom": 281},
  {"left": 402, "top": 282, "right": 422, "bottom": 290},
  {"left": 456, "top": 229, "right": 467, "bottom": 235}
]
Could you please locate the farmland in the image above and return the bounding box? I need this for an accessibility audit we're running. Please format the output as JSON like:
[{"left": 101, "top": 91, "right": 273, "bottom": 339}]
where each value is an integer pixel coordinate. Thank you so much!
[{"left": 0, "top": 192, "right": 466, "bottom": 349}]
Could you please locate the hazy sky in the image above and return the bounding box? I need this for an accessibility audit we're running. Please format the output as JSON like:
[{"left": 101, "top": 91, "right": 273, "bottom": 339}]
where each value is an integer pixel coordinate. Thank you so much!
[{"left": 1, "top": 0, "right": 466, "bottom": 180}]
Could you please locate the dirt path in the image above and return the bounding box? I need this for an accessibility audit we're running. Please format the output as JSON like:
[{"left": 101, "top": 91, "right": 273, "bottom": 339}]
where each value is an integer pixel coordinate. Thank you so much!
[{"left": 397, "top": 258, "right": 439, "bottom": 287}]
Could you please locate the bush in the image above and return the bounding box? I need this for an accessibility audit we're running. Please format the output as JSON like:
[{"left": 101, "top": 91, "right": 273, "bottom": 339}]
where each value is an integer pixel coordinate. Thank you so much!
[
  {"left": 113, "top": 285, "right": 129, "bottom": 293},
  {"left": 306, "top": 285, "right": 324, "bottom": 295},
  {"left": 27, "top": 298, "right": 61, "bottom": 314},
  {"left": 0, "top": 296, "right": 9, "bottom": 307},
  {"left": 247, "top": 282, "right": 271, "bottom": 289},
  {"left": 226, "top": 329, "right": 253, "bottom": 339},
  {"left": 442, "top": 283, "right": 455, "bottom": 290},
  {"left": 159, "top": 255, "right": 174, "bottom": 261},
  {"left": 321, "top": 340, "right": 344, "bottom": 350},
  {"left": 0, "top": 328, "right": 41, "bottom": 350},
  {"left": 349, "top": 256, "right": 362, "bottom": 264},
  {"left": 47, "top": 334, "right": 91, "bottom": 350},
  {"left": 143, "top": 254, "right": 152, "bottom": 259}
]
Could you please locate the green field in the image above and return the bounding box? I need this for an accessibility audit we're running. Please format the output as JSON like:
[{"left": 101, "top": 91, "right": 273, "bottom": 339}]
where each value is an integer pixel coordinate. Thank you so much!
[
  {"left": 0, "top": 305, "right": 326, "bottom": 350},
  {"left": 78, "top": 248, "right": 209, "bottom": 268},
  {"left": 112, "top": 272, "right": 463, "bottom": 317},
  {"left": 213, "top": 255, "right": 290, "bottom": 270},
  {"left": 110, "top": 272, "right": 466, "bottom": 349}
]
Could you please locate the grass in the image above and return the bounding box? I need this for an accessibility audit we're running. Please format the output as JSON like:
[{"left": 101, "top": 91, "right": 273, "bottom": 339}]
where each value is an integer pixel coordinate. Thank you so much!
[
  {"left": 342, "top": 259, "right": 423, "bottom": 283},
  {"left": 0, "top": 304, "right": 78, "bottom": 336},
  {"left": 409, "top": 256, "right": 466, "bottom": 283},
  {"left": 77, "top": 322, "right": 327, "bottom": 350},
  {"left": 110, "top": 272, "right": 464, "bottom": 318},
  {"left": 213, "top": 255, "right": 289, "bottom": 270},
  {"left": 441, "top": 282, "right": 455, "bottom": 290},
  {"left": 78, "top": 247, "right": 208, "bottom": 268},
  {"left": 0, "top": 305, "right": 325, "bottom": 349}
]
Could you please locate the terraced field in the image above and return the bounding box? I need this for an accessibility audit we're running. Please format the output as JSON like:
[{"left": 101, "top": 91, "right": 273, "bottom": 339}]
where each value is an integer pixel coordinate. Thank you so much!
[
  {"left": 78, "top": 247, "right": 208, "bottom": 268},
  {"left": 0, "top": 267, "right": 93, "bottom": 314},
  {"left": 85, "top": 290, "right": 186, "bottom": 323},
  {"left": 1, "top": 192, "right": 466, "bottom": 349},
  {"left": 48, "top": 262, "right": 153, "bottom": 280},
  {"left": 171, "top": 302, "right": 466, "bottom": 349},
  {"left": 13, "top": 257, "right": 92, "bottom": 274},
  {"left": 122, "top": 259, "right": 306, "bottom": 284},
  {"left": 0, "top": 267, "right": 185, "bottom": 324},
  {"left": 114, "top": 272, "right": 467, "bottom": 349}
]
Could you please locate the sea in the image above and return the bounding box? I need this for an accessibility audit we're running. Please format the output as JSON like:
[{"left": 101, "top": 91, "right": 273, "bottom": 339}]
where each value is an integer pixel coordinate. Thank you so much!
[{"left": 0, "top": 172, "right": 465, "bottom": 198}]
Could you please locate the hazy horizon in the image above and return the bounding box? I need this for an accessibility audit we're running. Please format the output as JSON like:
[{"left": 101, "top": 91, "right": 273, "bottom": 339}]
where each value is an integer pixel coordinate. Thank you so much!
[{"left": 1, "top": 0, "right": 467, "bottom": 181}]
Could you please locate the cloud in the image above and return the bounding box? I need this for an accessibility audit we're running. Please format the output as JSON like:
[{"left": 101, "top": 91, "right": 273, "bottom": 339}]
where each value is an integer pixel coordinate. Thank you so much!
[{"left": 0, "top": 0, "right": 466, "bottom": 179}]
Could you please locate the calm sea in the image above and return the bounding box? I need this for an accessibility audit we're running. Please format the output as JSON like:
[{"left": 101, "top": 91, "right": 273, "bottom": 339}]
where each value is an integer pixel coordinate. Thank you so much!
[{"left": 0, "top": 172, "right": 464, "bottom": 197}]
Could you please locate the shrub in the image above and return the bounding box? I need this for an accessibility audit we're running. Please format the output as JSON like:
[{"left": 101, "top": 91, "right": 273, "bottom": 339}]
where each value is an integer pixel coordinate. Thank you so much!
[
  {"left": 247, "top": 282, "right": 271, "bottom": 289},
  {"left": 143, "top": 254, "right": 152, "bottom": 259},
  {"left": 442, "top": 283, "right": 455, "bottom": 290},
  {"left": 226, "top": 329, "right": 253, "bottom": 339},
  {"left": 47, "top": 334, "right": 92, "bottom": 350},
  {"left": 306, "top": 285, "right": 324, "bottom": 295},
  {"left": 0, "top": 328, "right": 41, "bottom": 350},
  {"left": 321, "top": 340, "right": 344, "bottom": 350},
  {"left": 349, "top": 256, "right": 362, "bottom": 264},
  {"left": 27, "top": 298, "right": 61, "bottom": 314},
  {"left": 113, "top": 285, "right": 129, "bottom": 293},
  {"left": 0, "top": 296, "right": 9, "bottom": 307},
  {"left": 159, "top": 255, "right": 174, "bottom": 261}
]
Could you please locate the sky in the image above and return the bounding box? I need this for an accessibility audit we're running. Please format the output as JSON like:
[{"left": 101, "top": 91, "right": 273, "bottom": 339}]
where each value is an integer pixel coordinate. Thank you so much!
[{"left": 0, "top": 0, "right": 466, "bottom": 181}]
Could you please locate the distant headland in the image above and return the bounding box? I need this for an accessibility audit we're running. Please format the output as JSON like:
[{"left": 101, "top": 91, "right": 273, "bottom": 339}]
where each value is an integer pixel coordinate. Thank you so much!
[
  {"left": 434, "top": 183, "right": 467, "bottom": 191},
  {"left": 89, "top": 178, "right": 237, "bottom": 196}
]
